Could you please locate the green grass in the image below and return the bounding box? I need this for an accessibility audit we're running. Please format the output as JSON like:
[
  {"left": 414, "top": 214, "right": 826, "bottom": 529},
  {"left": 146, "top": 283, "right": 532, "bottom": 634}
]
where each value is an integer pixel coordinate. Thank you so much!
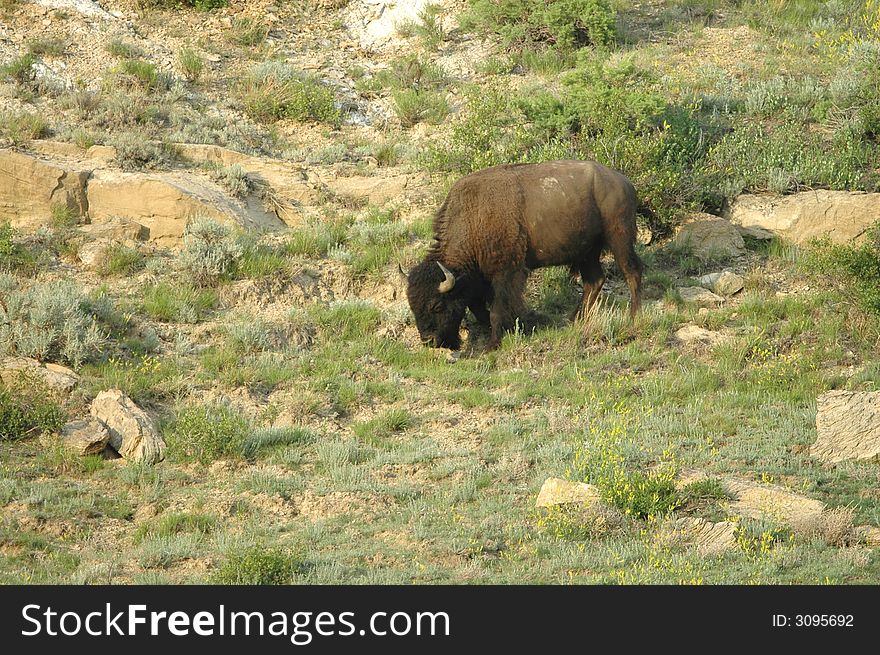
[
  {"left": 164, "top": 403, "right": 252, "bottom": 463},
  {"left": 142, "top": 283, "right": 218, "bottom": 323}
]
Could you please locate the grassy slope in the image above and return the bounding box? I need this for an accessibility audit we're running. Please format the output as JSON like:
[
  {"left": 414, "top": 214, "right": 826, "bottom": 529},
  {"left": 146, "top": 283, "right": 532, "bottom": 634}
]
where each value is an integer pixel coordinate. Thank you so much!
[{"left": 2, "top": 0, "right": 880, "bottom": 584}]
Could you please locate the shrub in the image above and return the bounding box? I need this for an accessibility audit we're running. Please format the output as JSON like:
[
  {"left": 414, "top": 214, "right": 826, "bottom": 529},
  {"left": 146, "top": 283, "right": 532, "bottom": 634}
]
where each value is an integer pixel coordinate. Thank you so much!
[
  {"left": 211, "top": 546, "right": 304, "bottom": 584},
  {"left": 0, "top": 275, "right": 112, "bottom": 366},
  {"left": 134, "top": 512, "right": 216, "bottom": 543},
  {"left": 806, "top": 223, "right": 880, "bottom": 316},
  {"left": 397, "top": 2, "right": 446, "bottom": 49},
  {"left": 111, "top": 131, "right": 175, "bottom": 170},
  {"left": 113, "top": 59, "right": 164, "bottom": 92},
  {"left": 459, "top": 0, "right": 616, "bottom": 50},
  {"left": 0, "top": 379, "right": 65, "bottom": 441},
  {"left": 179, "top": 217, "right": 243, "bottom": 286},
  {"left": 209, "top": 164, "right": 252, "bottom": 198},
  {"left": 0, "top": 111, "right": 49, "bottom": 145},
  {"left": 572, "top": 400, "right": 679, "bottom": 519},
  {"left": 177, "top": 48, "right": 204, "bottom": 83},
  {"left": 237, "top": 62, "right": 340, "bottom": 126},
  {"left": 165, "top": 402, "right": 251, "bottom": 462},
  {"left": 0, "top": 53, "right": 36, "bottom": 86},
  {"left": 392, "top": 89, "right": 449, "bottom": 127},
  {"left": 226, "top": 17, "right": 269, "bottom": 46},
  {"left": 28, "top": 38, "right": 66, "bottom": 57}
]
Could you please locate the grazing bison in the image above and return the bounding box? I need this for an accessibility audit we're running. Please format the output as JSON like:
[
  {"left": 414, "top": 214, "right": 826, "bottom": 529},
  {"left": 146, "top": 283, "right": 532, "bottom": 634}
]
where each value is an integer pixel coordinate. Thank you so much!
[{"left": 403, "top": 160, "right": 643, "bottom": 351}]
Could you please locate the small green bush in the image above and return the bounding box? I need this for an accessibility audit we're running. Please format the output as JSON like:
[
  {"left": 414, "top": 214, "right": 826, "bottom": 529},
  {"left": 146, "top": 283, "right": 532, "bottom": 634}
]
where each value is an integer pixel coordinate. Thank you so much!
[
  {"left": 134, "top": 512, "right": 216, "bottom": 543},
  {"left": 226, "top": 17, "right": 269, "bottom": 46},
  {"left": 165, "top": 402, "right": 251, "bottom": 462},
  {"left": 209, "top": 164, "right": 252, "bottom": 198},
  {"left": 238, "top": 62, "right": 340, "bottom": 126},
  {"left": 179, "top": 217, "right": 243, "bottom": 286},
  {"left": 211, "top": 546, "right": 304, "bottom": 584},
  {"left": 105, "top": 39, "right": 144, "bottom": 59},
  {"left": 98, "top": 243, "right": 146, "bottom": 277},
  {"left": 0, "top": 380, "right": 65, "bottom": 441},
  {"left": 392, "top": 89, "right": 449, "bottom": 127},
  {"left": 0, "top": 53, "right": 36, "bottom": 86},
  {"left": 28, "top": 38, "right": 66, "bottom": 57},
  {"left": 0, "top": 111, "right": 49, "bottom": 145},
  {"left": 177, "top": 48, "right": 204, "bottom": 83}
]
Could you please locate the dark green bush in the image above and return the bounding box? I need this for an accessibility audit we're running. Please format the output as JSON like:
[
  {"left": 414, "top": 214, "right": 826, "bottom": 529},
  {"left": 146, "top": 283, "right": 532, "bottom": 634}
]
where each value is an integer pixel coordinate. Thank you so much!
[
  {"left": 0, "top": 380, "right": 65, "bottom": 442},
  {"left": 212, "top": 546, "right": 304, "bottom": 585},
  {"left": 806, "top": 223, "right": 880, "bottom": 316},
  {"left": 460, "top": 0, "right": 616, "bottom": 50}
]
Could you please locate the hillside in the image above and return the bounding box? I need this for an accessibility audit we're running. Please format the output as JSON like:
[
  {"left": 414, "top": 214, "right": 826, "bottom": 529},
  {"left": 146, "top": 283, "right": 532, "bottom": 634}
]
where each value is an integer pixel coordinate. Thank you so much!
[{"left": 1, "top": 0, "right": 880, "bottom": 584}]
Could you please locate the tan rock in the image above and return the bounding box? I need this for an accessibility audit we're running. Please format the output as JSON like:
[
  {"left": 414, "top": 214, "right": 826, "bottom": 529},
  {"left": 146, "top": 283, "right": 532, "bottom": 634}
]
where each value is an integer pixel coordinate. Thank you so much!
[
  {"left": 674, "top": 324, "right": 727, "bottom": 347},
  {"left": 0, "top": 149, "right": 90, "bottom": 228},
  {"left": 673, "top": 213, "right": 745, "bottom": 260},
  {"left": 671, "top": 517, "right": 737, "bottom": 556},
  {"left": 79, "top": 217, "right": 150, "bottom": 242},
  {"left": 723, "top": 477, "right": 826, "bottom": 526},
  {"left": 678, "top": 286, "right": 724, "bottom": 306},
  {"left": 87, "top": 170, "right": 284, "bottom": 246},
  {"left": 726, "top": 191, "right": 880, "bottom": 245},
  {"left": 61, "top": 418, "right": 110, "bottom": 456},
  {"left": 811, "top": 390, "right": 880, "bottom": 463},
  {"left": 713, "top": 270, "right": 745, "bottom": 296},
  {"left": 90, "top": 389, "right": 166, "bottom": 464},
  {"left": 855, "top": 525, "right": 880, "bottom": 546},
  {"left": 325, "top": 174, "right": 408, "bottom": 206},
  {"left": 535, "top": 477, "right": 602, "bottom": 508},
  {"left": 1, "top": 357, "right": 79, "bottom": 393}
]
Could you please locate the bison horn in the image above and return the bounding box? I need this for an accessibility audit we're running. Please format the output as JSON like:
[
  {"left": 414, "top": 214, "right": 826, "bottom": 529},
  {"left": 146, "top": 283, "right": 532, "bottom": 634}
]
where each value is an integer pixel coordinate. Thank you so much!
[
  {"left": 437, "top": 261, "right": 456, "bottom": 293},
  {"left": 397, "top": 262, "right": 409, "bottom": 279}
]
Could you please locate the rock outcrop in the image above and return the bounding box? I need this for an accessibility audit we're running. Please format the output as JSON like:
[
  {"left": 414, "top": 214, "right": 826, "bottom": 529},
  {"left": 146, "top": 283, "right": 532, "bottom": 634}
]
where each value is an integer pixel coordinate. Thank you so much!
[{"left": 726, "top": 191, "right": 880, "bottom": 245}]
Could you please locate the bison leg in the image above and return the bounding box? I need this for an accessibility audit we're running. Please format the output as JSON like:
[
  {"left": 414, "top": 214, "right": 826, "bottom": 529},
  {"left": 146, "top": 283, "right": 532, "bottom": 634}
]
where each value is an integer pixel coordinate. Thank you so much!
[
  {"left": 486, "top": 270, "right": 528, "bottom": 351},
  {"left": 573, "top": 247, "right": 605, "bottom": 321},
  {"left": 468, "top": 299, "right": 491, "bottom": 327},
  {"left": 610, "top": 242, "right": 643, "bottom": 318}
]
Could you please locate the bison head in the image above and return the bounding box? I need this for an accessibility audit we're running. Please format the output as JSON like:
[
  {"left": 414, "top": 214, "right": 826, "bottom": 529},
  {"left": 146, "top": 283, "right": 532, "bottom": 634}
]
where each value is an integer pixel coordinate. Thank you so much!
[{"left": 405, "top": 260, "right": 467, "bottom": 350}]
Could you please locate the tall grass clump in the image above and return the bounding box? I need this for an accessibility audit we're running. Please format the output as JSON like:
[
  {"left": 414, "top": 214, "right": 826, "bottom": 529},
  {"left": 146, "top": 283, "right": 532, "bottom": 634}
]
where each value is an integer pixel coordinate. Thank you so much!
[
  {"left": 805, "top": 223, "right": 880, "bottom": 316},
  {"left": 0, "top": 379, "right": 65, "bottom": 441},
  {"left": 238, "top": 62, "right": 340, "bottom": 126},
  {"left": 164, "top": 402, "right": 251, "bottom": 463}
]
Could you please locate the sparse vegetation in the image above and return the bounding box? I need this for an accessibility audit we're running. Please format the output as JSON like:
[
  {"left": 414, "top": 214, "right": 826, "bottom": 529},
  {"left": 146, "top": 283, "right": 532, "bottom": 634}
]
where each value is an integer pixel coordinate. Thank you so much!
[{"left": 1, "top": 0, "right": 880, "bottom": 587}]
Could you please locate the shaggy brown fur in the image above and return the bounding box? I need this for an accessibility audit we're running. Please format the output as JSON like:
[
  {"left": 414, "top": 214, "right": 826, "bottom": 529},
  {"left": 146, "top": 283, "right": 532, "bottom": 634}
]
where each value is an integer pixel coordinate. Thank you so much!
[{"left": 406, "top": 160, "right": 643, "bottom": 351}]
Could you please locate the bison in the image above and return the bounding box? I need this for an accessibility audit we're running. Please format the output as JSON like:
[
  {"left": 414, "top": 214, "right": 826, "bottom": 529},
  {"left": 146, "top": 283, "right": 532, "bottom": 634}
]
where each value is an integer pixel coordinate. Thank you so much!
[{"left": 403, "top": 160, "right": 643, "bottom": 351}]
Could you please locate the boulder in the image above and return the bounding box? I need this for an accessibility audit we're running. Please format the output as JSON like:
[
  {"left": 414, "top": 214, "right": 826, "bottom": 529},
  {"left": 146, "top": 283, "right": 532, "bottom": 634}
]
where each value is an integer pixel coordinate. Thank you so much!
[
  {"left": 725, "top": 191, "right": 880, "bottom": 245},
  {"left": 324, "top": 174, "right": 409, "bottom": 206},
  {"left": 86, "top": 170, "right": 285, "bottom": 246},
  {"left": 61, "top": 418, "right": 110, "bottom": 456},
  {"left": 669, "top": 517, "right": 737, "bottom": 556},
  {"left": 723, "top": 477, "right": 826, "bottom": 527},
  {"left": 0, "top": 149, "right": 90, "bottom": 228},
  {"left": 673, "top": 325, "right": 726, "bottom": 347},
  {"left": 811, "top": 390, "right": 880, "bottom": 463},
  {"left": 175, "top": 143, "right": 318, "bottom": 225},
  {"left": 0, "top": 357, "right": 79, "bottom": 394},
  {"left": 535, "top": 477, "right": 602, "bottom": 508},
  {"left": 90, "top": 389, "right": 166, "bottom": 464},
  {"left": 678, "top": 286, "right": 724, "bottom": 306},
  {"left": 713, "top": 271, "right": 745, "bottom": 296},
  {"left": 673, "top": 213, "right": 745, "bottom": 260}
]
